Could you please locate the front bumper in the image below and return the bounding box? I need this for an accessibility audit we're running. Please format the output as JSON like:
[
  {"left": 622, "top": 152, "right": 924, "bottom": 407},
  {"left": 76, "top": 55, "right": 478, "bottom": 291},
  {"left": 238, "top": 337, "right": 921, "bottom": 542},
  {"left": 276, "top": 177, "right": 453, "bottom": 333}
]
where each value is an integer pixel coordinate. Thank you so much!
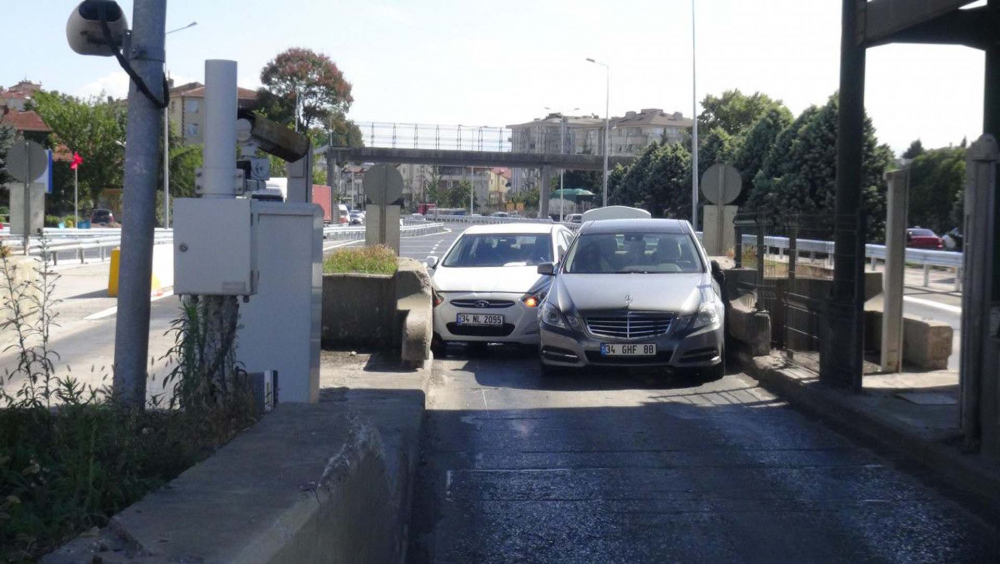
[
  {"left": 539, "top": 318, "right": 724, "bottom": 369},
  {"left": 433, "top": 292, "right": 541, "bottom": 344}
]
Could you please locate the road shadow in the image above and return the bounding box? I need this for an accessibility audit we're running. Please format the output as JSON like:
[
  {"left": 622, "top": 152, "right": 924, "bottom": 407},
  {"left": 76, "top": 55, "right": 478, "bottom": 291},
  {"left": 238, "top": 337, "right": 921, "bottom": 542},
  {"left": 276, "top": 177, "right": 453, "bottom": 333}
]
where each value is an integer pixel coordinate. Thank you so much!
[{"left": 437, "top": 343, "right": 727, "bottom": 392}]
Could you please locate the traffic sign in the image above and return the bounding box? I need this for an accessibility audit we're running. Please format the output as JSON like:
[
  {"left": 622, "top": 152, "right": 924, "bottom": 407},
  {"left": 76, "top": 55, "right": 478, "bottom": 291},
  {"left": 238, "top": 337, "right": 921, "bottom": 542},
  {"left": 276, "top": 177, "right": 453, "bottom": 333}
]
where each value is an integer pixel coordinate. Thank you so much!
[
  {"left": 363, "top": 164, "right": 404, "bottom": 205},
  {"left": 7, "top": 139, "right": 47, "bottom": 184},
  {"left": 700, "top": 163, "right": 742, "bottom": 205}
]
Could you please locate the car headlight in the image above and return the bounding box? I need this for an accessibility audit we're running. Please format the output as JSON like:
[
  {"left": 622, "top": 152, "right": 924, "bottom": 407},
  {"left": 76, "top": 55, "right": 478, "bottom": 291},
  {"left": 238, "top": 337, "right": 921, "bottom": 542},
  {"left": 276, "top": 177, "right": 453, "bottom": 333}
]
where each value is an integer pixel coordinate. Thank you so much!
[
  {"left": 541, "top": 302, "right": 568, "bottom": 329},
  {"left": 687, "top": 300, "right": 721, "bottom": 330},
  {"left": 540, "top": 302, "right": 584, "bottom": 331}
]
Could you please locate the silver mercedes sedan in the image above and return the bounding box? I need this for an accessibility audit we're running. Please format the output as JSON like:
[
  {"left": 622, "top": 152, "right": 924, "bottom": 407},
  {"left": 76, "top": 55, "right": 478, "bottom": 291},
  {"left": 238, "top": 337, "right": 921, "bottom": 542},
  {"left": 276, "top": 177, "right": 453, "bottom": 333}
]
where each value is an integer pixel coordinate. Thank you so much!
[{"left": 536, "top": 218, "right": 725, "bottom": 377}]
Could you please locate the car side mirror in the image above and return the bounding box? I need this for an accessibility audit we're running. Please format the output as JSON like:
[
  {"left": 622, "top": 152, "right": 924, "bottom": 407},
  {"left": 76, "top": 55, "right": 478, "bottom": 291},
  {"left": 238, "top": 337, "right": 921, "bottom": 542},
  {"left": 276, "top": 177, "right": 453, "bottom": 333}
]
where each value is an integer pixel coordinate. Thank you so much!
[
  {"left": 426, "top": 256, "right": 439, "bottom": 269},
  {"left": 711, "top": 260, "right": 725, "bottom": 284},
  {"left": 537, "top": 262, "right": 555, "bottom": 276}
]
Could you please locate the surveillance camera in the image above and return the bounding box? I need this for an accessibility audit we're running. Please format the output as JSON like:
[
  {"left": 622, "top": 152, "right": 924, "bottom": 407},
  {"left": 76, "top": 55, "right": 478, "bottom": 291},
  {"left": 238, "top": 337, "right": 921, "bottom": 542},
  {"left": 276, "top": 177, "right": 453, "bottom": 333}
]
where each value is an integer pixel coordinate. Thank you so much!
[{"left": 66, "top": 0, "right": 129, "bottom": 57}]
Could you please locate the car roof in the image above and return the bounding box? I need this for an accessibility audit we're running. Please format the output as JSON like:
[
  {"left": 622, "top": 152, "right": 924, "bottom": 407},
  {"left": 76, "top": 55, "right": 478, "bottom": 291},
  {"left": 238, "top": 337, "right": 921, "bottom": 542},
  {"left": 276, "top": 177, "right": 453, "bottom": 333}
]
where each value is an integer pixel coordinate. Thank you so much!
[
  {"left": 463, "top": 222, "right": 562, "bottom": 235},
  {"left": 578, "top": 218, "right": 690, "bottom": 234}
]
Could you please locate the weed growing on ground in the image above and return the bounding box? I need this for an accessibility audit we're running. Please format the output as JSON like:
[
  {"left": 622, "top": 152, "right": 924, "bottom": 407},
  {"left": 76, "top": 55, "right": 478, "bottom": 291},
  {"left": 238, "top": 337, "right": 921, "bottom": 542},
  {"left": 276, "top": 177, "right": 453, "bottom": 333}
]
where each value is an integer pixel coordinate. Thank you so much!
[{"left": 0, "top": 239, "right": 257, "bottom": 561}]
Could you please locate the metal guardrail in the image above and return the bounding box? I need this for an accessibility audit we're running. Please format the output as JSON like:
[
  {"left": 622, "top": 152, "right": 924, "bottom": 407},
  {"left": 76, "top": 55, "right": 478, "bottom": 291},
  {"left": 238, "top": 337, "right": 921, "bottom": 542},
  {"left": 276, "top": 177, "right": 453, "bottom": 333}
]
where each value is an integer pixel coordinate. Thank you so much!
[{"left": 742, "top": 234, "right": 964, "bottom": 291}]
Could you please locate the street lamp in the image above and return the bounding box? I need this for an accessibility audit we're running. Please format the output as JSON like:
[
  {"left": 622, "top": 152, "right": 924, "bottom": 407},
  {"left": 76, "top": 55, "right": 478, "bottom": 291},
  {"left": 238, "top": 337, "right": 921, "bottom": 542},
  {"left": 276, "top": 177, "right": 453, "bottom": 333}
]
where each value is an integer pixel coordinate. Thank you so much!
[
  {"left": 545, "top": 106, "right": 579, "bottom": 222},
  {"left": 586, "top": 58, "right": 610, "bottom": 208},
  {"left": 163, "top": 21, "right": 198, "bottom": 228},
  {"left": 690, "top": 0, "right": 699, "bottom": 231}
]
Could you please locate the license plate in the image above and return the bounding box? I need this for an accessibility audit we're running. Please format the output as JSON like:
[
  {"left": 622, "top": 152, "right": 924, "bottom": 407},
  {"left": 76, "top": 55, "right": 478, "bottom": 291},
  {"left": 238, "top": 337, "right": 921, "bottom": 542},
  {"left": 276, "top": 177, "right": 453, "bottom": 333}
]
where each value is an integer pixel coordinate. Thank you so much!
[
  {"left": 456, "top": 313, "right": 504, "bottom": 326},
  {"left": 601, "top": 343, "right": 657, "bottom": 357}
]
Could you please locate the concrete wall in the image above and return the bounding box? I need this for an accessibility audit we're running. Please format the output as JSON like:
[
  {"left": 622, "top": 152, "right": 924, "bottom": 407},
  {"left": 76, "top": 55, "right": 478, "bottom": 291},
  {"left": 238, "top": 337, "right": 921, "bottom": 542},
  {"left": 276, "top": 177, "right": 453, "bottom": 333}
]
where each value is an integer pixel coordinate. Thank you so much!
[
  {"left": 322, "top": 273, "right": 395, "bottom": 347},
  {"left": 864, "top": 309, "right": 954, "bottom": 371}
]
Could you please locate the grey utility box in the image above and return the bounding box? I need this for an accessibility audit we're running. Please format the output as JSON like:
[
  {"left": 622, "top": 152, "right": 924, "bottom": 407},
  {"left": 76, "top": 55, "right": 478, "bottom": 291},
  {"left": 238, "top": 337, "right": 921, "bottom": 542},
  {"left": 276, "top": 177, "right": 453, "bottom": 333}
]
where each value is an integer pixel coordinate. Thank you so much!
[
  {"left": 238, "top": 201, "right": 323, "bottom": 403},
  {"left": 173, "top": 198, "right": 256, "bottom": 296}
]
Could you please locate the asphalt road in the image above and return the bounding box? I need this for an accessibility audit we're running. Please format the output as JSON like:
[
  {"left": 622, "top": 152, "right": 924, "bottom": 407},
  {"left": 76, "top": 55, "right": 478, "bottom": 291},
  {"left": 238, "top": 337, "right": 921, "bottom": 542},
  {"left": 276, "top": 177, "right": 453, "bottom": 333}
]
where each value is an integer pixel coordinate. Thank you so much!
[{"left": 407, "top": 348, "right": 998, "bottom": 563}]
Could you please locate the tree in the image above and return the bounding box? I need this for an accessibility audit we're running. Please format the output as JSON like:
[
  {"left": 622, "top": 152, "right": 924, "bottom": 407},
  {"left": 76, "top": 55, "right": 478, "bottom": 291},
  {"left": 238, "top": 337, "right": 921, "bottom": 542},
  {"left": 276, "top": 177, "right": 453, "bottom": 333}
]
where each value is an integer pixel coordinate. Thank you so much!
[
  {"left": 698, "top": 90, "right": 785, "bottom": 137},
  {"left": 902, "top": 139, "right": 925, "bottom": 160},
  {"left": 747, "top": 94, "right": 894, "bottom": 240},
  {"left": 258, "top": 48, "right": 354, "bottom": 131},
  {"left": 732, "top": 105, "right": 794, "bottom": 197},
  {"left": 0, "top": 122, "right": 14, "bottom": 189},
  {"left": 32, "top": 91, "right": 126, "bottom": 210},
  {"left": 908, "top": 146, "right": 965, "bottom": 234},
  {"left": 697, "top": 127, "right": 738, "bottom": 181},
  {"left": 609, "top": 141, "right": 693, "bottom": 219}
]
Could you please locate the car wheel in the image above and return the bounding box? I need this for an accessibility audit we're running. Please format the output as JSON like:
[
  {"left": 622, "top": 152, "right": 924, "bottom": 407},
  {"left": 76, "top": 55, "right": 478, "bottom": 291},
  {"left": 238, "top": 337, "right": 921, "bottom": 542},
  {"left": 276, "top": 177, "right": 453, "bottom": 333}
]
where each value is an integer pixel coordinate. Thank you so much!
[
  {"left": 704, "top": 346, "right": 726, "bottom": 380},
  {"left": 431, "top": 335, "right": 447, "bottom": 358}
]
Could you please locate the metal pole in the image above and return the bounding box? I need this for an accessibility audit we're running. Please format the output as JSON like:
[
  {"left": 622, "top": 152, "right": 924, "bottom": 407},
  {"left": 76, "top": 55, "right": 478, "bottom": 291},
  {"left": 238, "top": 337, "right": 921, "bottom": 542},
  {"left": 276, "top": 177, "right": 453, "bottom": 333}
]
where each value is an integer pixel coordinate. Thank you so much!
[
  {"left": 74, "top": 165, "right": 79, "bottom": 225},
  {"left": 603, "top": 66, "right": 610, "bottom": 207},
  {"left": 560, "top": 118, "right": 566, "bottom": 222},
  {"left": 113, "top": 0, "right": 167, "bottom": 409},
  {"left": 691, "top": 0, "right": 699, "bottom": 230},
  {"left": 163, "top": 104, "right": 170, "bottom": 227}
]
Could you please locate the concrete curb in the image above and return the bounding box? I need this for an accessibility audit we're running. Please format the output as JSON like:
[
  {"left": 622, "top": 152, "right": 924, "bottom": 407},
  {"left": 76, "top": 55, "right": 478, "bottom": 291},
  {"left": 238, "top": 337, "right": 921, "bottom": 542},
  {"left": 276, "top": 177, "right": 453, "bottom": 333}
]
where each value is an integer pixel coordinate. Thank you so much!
[
  {"left": 44, "top": 389, "right": 429, "bottom": 564},
  {"left": 739, "top": 350, "right": 1000, "bottom": 517}
]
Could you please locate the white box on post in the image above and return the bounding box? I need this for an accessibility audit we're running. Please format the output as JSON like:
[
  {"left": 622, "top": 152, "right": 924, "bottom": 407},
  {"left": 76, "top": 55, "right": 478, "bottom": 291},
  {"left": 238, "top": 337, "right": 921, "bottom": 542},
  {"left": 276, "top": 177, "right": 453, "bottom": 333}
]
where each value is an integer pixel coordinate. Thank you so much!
[{"left": 173, "top": 198, "right": 256, "bottom": 296}]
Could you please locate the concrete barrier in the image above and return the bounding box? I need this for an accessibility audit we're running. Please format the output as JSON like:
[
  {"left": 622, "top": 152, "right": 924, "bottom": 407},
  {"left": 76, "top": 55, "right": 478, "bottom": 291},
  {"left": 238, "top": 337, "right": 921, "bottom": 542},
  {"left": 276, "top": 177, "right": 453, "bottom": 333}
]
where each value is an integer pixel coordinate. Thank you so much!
[
  {"left": 107, "top": 243, "right": 174, "bottom": 297},
  {"left": 44, "top": 393, "right": 425, "bottom": 564},
  {"left": 321, "top": 273, "right": 395, "bottom": 347},
  {"left": 394, "top": 258, "right": 433, "bottom": 367},
  {"left": 864, "top": 308, "right": 954, "bottom": 371},
  {"left": 322, "top": 258, "right": 433, "bottom": 364}
]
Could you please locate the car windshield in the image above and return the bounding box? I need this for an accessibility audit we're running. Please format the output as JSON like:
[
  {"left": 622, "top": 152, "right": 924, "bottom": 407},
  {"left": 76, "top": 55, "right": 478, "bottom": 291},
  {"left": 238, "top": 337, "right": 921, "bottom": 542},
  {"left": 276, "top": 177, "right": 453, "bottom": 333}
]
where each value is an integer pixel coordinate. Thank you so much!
[
  {"left": 563, "top": 232, "right": 702, "bottom": 274},
  {"left": 442, "top": 233, "right": 552, "bottom": 267},
  {"left": 910, "top": 229, "right": 936, "bottom": 237}
]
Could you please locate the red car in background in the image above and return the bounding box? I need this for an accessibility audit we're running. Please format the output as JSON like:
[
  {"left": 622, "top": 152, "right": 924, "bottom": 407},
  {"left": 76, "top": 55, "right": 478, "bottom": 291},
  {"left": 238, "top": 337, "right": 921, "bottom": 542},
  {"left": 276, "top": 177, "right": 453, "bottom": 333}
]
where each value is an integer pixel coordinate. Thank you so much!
[{"left": 906, "top": 228, "right": 944, "bottom": 250}]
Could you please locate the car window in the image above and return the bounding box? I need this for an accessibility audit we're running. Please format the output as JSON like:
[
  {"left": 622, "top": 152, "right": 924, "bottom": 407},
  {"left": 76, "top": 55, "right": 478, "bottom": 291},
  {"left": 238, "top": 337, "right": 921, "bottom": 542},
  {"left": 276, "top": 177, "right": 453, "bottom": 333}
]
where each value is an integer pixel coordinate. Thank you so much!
[
  {"left": 443, "top": 234, "right": 553, "bottom": 267},
  {"left": 563, "top": 232, "right": 703, "bottom": 274},
  {"left": 909, "top": 229, "right": 936, "bottom": 237}
]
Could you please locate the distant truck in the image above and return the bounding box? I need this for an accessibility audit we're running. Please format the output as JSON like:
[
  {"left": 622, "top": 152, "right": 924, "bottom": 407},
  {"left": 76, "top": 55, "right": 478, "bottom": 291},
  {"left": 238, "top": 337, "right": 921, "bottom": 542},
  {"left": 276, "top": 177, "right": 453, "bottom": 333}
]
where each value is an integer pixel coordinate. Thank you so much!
[{"left": 312, "top": 184, "right": 334, "bottom": 223}]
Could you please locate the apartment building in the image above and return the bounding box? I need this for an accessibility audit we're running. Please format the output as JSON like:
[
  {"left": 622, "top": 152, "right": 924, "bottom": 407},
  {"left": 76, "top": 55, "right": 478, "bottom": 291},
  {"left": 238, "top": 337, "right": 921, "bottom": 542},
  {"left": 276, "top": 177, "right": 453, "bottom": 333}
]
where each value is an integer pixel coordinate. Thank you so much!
[{"left": 167, "top": 81, "right": 258, "bottom": 145}]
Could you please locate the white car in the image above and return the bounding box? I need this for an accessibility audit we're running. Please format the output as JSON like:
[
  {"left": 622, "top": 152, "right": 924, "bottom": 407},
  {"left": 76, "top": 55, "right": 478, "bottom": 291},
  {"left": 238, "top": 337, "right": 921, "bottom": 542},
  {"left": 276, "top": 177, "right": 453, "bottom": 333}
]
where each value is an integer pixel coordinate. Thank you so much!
[{"left": 426, "top": 223, "right": 575, "bottom": 352}]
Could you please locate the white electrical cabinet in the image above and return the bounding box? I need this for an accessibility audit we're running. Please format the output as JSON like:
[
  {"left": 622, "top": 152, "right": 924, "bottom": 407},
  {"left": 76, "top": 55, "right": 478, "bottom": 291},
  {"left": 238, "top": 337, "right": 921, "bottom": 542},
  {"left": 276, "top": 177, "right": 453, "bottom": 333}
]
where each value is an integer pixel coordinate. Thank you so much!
[
  {"left": 238, "top": 201, "right": 323, "bottom": 403},
  {"left": 173, "top": 198, "right": 256, "bottom": 296}
]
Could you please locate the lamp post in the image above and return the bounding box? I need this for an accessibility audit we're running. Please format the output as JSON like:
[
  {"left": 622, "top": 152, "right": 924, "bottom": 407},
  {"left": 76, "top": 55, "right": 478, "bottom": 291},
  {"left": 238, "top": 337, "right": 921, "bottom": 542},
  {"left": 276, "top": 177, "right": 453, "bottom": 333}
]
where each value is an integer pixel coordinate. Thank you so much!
[
  {"left": 586, "top": 58, "right": 610, "bottom": 208},
  {"left": 691, "top": 0, "right": 699, "bottom": 231},
  {"left": 163, "top": 21, "right": 198, "bottom": 228},
  {"left": 545, "top": 106, "right": 579, "bottom": 222}
]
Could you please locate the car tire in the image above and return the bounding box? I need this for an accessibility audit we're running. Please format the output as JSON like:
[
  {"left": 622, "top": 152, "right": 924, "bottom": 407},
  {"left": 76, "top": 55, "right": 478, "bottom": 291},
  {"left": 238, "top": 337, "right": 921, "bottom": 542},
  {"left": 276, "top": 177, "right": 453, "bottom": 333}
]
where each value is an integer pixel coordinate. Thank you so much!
[
  {"left": 431, "top": 335, "right": 447, "bottom": 358},
  {"left": 704, "top": 346, "right": 726, "bottom": 380}
]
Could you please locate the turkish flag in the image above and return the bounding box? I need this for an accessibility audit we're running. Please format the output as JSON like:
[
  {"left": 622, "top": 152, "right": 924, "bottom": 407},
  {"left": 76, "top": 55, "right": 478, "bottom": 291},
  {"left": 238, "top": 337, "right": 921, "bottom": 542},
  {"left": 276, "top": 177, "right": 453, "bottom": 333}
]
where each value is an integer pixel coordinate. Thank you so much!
[{"left": 70, "top": 152, "right": 83, "bottom": 170}]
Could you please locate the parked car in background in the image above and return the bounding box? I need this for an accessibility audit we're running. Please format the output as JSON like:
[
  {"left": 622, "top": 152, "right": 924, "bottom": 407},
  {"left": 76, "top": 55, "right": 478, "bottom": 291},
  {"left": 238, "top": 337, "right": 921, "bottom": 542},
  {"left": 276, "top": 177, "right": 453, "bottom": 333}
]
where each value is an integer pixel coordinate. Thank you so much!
[
  {"left": 537, "top": 218, "right": 726, "bottom": 378},
  {"left": 335, "top": 204, "right": 350, "bottom": 225},
  {"left": 350, "top": 211, "right": 365, "bottom": 225},
  {"left": 492, "top": 212, "right": 509, "bottom": 218},
  {"left": 942, "top": 228, "right": 963, "bottom": 251},
  {"left": 906, "top": 228, "right": 944, "bottom": 250},
  {"left": 426, "top": 223, "right": 575, "bottom": 353},
  {"left": 91, "top": 209, "right": 115, "bottom": 226},
  {"left": 566, "top": 213, "right": 583, "bottom": 224}
]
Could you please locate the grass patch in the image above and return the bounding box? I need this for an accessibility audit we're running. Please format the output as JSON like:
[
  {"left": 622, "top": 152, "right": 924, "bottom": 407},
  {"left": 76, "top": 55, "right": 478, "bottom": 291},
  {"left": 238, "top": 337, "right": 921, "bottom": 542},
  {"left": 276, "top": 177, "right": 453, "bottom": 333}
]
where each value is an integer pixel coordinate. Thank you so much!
[{"left": 324, "top": 245, "right": 398, "bottom": 275}]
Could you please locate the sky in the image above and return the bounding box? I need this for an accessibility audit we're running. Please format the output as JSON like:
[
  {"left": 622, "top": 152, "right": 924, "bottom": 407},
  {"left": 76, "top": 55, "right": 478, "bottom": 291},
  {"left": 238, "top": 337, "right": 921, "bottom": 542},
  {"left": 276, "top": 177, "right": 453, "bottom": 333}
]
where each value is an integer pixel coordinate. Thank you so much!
[{"left": 2, "top": 0, "right": 988, "bottom": 154}]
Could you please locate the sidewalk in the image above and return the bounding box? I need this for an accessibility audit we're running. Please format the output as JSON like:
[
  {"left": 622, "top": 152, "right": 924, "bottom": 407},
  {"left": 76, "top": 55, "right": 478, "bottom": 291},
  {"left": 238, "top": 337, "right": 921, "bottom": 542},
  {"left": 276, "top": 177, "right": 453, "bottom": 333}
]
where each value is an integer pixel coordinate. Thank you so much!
[{"left": 742, "top": 351, "right": 1000, "bottom": 519}]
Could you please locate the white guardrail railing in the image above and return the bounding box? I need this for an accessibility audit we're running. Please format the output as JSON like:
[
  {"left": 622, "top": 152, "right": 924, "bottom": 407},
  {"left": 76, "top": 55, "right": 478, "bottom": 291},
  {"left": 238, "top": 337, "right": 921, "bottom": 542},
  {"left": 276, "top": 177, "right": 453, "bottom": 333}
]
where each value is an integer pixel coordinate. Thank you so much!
[
  {"left": 741, "top": 233, "right": 964, "bottom": 291},
  {"left": 0, "top": 223, "right": 447, "bottom": 265},
  {"left": 424, "top": 216, "right": 965, "bottom": 291}
]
